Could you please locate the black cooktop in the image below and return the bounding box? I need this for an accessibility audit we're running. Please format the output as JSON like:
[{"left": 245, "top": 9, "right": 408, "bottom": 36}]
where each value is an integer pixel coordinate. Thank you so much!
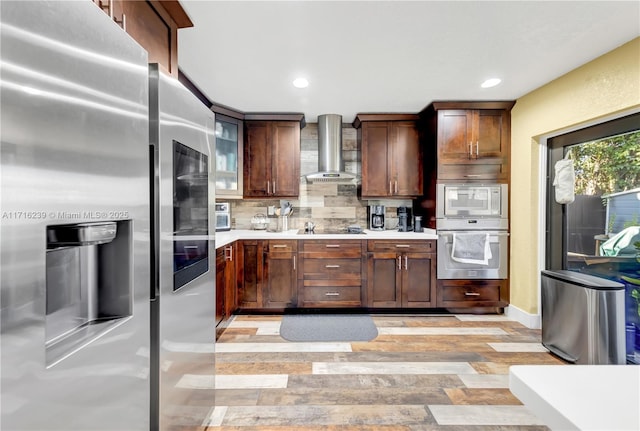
[{"left": 297, "top": 229, "right": 366, "bottom": 235}]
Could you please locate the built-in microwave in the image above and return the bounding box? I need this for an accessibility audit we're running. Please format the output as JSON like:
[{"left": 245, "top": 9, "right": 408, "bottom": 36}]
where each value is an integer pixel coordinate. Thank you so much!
[
  {"left": 436, "top": 183, "right": 508, "bottom": 221},
  {"left": 215, "top": 202, "right": 231, "bottom": 231}
]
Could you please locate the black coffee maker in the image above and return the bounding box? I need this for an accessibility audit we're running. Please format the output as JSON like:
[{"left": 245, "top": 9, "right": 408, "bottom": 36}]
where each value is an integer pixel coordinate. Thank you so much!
[
  {"left": 397, "top": 206, "right": 412, "bottom": 232},
  {"left": 368, "top": 205, "right": 385, "bottom": 230}
]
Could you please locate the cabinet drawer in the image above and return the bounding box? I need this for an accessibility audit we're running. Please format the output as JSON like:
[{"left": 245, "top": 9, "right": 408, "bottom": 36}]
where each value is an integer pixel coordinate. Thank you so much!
[
  {"left": 267, "top": 240, "right": 297, "bottom": 253},
  {"left": 301, "top": 240, "right": 363, "bottom": 257},
  {"left": 440, "top": 284, "right": 500, "bottom": 302},
  {"left": 302, "top": 258, "right": 361, "bottom": 279},
  {"left": 367, "top": 240, "right": 435, "bottom": 252},
  {"left": 301, "top": 285, "right": 362, "bottom": 304},
  {"left": 438, "top": 162, "right": 507, "bottom": 180}
]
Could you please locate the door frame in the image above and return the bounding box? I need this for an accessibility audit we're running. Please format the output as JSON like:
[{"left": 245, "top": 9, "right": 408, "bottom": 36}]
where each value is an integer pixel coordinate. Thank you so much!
[{"left": 535, "top": 110, "right": 640, "bottom": 322}]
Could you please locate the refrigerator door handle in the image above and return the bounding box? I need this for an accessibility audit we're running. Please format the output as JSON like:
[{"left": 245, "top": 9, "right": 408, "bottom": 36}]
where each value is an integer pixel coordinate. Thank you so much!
[{"left": 150, "top": 144, "right": 160, "bottom": 301}]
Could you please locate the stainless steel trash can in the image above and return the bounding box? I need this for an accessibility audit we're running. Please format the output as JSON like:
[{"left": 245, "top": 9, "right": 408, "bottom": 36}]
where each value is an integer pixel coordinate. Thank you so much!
[{"left": 541, "top": 270, "right": 625, "bottom": 364}]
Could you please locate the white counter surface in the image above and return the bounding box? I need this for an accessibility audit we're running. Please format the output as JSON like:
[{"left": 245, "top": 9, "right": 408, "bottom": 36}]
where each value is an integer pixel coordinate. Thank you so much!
[
  {"left": 509, "top": 365, "right": 640, "bottom": 431},
  {"left": 215, "top": 228, "right": 437, "bottom": 249}
]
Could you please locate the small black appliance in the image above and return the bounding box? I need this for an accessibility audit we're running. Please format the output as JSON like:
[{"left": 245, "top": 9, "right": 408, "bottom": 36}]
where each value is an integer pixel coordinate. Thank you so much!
[
  {"left": 368, "top": 205, "right": 385, "bottom": 230},
  {"left": 397, "top": 206, "right": 413, "bottom": 232},
  {"left": 413, "top": 215, "right": 423, "bottom": 232}
]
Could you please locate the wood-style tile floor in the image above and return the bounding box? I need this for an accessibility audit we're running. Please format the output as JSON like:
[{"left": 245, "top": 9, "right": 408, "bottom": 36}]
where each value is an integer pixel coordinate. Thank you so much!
[{"left": 187, "top": 313, "right": 566, "bottom": 430}]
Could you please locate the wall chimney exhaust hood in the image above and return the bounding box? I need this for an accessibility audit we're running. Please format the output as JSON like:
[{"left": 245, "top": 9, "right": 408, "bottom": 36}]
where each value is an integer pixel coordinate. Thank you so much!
[{"left": 305, "top": 114, "right": 359, "bottom": 183}]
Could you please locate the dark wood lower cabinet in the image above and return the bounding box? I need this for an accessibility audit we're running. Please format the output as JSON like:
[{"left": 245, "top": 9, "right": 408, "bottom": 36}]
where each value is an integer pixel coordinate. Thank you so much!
[
  {"left": 223, "top": 243, "right": 236, "bottom": 318},
  {"left": 227, "top": 238, "right": 507, "bottom": 315},
  {"left": 237, "top": 240, "right": 297, "bottom": 310},
  {"left": 367, "top": 240, "right": 437, "bottom": 308},
  {"left": 237, "top": 240, "right": 261, "bottom": 309},
  {"left": 215, "top": 248, "right": 226, "bottom": 326},
  {"left": 298, "top": 240, "right": 365, "bottom": 307},
  {"left": 264, "top": 241, "right": 298, "bottom": 308},
  {"left": 367, "top": 251, "right": 437, "bottom": 308},
  {"left": 215, "top": 244, "right": 236, "bottom": 337},
  {"left": 436, "top": 279, "right": 508, "bottom": 308},
  {"left": 402, "top": 252, "right": 437, "bottom": 307},
  {"left": 368, "top": 251, "right": 399, "bottom": 307}
]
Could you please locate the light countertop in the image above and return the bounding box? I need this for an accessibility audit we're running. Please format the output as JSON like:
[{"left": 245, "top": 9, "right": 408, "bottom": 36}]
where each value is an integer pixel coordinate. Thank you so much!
[
  {"left": 509, "top": 364, "right": 640, "bottom": 431},
  {"left": 215, "top": 228, "right": 438, "bottom": 249}
]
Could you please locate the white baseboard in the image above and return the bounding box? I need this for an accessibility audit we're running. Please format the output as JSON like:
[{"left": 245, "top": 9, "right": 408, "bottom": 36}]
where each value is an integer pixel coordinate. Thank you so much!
[{"left": 505, "top": 305, "right": 541, "bottom": 329}]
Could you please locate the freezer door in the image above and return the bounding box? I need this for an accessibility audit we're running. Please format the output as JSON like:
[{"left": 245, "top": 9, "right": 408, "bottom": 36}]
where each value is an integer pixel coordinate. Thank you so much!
[
  {"left": 1, "top": 2, "right": 150, "bottom": 429},
  {"left": 149, "top": 65, "right": 216, "bottom": 429}
]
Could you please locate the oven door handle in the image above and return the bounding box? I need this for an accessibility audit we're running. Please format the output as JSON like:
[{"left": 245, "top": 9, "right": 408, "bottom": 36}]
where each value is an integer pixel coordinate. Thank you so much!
[{"left": 438, "top": 231, "right": 509, "bottom": 243}]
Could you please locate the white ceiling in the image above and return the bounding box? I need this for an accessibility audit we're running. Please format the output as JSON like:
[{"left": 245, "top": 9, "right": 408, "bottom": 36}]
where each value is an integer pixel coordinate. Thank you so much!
[{"left": 178, "top": 1, "right": 640, "bottom": 123}]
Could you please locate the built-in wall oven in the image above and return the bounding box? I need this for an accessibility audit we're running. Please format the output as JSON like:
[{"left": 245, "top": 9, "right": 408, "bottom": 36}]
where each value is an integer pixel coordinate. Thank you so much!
[
  {"left": 437, "top": 230, "right": 509, "bottom": 279},
  {"left": 436, "top": 183, "right": 509, "bottom": 280}
]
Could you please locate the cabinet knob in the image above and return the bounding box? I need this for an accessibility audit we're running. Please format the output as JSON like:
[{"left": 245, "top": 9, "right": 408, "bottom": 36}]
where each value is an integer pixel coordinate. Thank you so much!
[
  {"left": 325, "top": 292, "right": 340, "bottom": 297},
  {"left": 325, "top": 265, "right": 341, "bottom": 268},
  {"left": 464, "top": 292, "right": 481, "bottom": 296}
]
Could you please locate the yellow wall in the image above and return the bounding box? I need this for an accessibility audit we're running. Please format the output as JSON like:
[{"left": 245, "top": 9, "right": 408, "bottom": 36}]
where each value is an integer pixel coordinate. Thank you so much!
[{"left": 510, "top": 37, "right": 640, "bottom": 315}]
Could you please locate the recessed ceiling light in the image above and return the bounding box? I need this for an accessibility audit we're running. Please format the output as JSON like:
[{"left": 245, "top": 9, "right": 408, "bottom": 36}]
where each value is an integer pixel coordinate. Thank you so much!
[
  {"left": 481, "top": 78, "right": 502, "bottom": 88},
  {"left": 293, "top": 77, "right": 309, "bottom": 88}
]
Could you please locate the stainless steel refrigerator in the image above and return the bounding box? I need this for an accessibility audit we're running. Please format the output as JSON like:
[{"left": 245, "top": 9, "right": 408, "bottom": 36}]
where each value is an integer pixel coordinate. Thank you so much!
[
  {"left": 149, "top": 65, "right": 216, "bottom": 429},
  {"left": 1, "top": 1, "right": 216, "bottom": 429}
]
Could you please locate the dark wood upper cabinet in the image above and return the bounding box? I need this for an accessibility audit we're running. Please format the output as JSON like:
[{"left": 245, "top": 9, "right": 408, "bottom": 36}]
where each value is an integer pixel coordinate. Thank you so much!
[
  {"left": 94, "top": 0, "right": 192, "bottom": 78},
  {"left": 244, "top": 122, "right": 271, "bottom": 197},
  {"left": 270, "top": 122, "right": 301, "bottom": 197},
  {"left": 244, "top": 115, "right": 304, "bottom": 198},
  {"left": 422, "top": 101, "right": 514, "bottom": 182},
  {"left": 353, "top": 114, "right": 422, "bottom": 198}
]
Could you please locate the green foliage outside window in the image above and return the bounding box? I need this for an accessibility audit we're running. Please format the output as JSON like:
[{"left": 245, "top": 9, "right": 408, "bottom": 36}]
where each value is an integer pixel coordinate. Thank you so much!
[{"left": 571, "top": 131, "right": 640, "bottom": 196}]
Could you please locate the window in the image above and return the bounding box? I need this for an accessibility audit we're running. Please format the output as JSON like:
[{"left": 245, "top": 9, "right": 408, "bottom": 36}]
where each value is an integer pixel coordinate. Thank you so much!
[
  {"left": 545, "top": 113, "right": 640, "bottom": 363},
  {"left": 545, "top": 112, "right": 639, "bottom": 274}
]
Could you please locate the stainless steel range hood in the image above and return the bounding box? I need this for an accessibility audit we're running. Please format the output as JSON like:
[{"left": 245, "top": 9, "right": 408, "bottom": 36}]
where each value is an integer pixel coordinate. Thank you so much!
[{"left": 305, "top": 114, "right": 359, "bottom": 183}]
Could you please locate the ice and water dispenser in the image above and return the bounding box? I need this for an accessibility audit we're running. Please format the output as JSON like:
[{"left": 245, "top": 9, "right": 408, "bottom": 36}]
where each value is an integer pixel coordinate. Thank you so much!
[{"left": 45, "top": 221, "right": 132, "bottom": 366}]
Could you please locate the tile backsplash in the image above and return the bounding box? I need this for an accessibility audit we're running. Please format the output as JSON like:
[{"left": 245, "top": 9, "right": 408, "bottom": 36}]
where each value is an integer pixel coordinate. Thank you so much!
[{"left": 226, "top": 123, "right": 411, "bottom": 231}]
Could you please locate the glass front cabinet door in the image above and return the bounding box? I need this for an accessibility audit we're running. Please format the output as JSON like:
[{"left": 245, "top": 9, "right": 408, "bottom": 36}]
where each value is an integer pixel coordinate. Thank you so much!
[{"left": 214, "top": 114, "right": 243, "bottom": 198}]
